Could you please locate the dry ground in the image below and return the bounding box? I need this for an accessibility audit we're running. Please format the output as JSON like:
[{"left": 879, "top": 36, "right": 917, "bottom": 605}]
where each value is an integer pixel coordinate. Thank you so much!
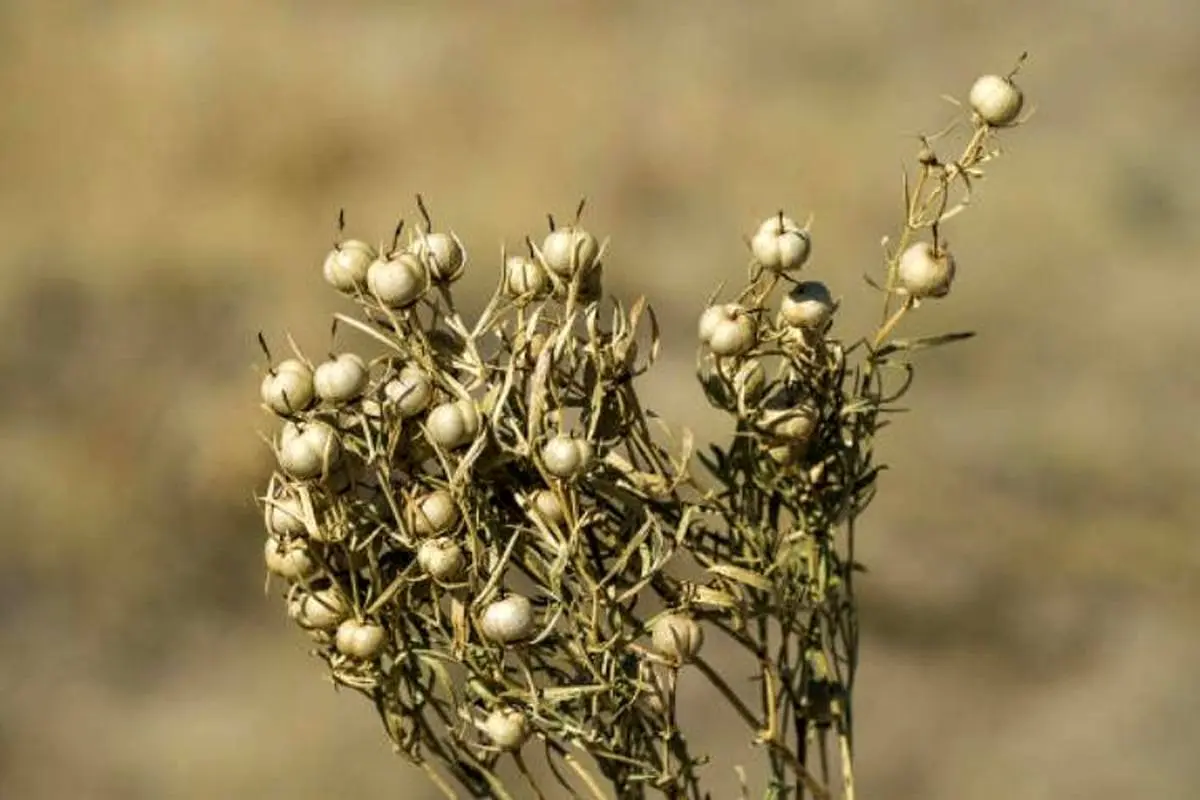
[{"left": 2, "top": 2, "right": 1198, "bottom": 798}]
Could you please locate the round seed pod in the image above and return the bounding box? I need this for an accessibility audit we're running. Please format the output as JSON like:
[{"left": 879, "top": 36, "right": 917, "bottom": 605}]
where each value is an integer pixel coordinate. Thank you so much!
[
  {"left": 529, "top": 489, "right": 566, "bottom": 527},
  {"left": 540, "top": 435, "right": 593, "bottom": 479},
  {"left": 698, "top": 305, "right": 726, "bottom": 344},
  {"left": 323, "top": 239, "right": 376, "bottom": 293},
  {"left": 409, "top": 489, "right": 459, "bottom": 536},
  {"left": 480, "top": 594, "right": 535, "bottom": 645},
  {"left": 484, "top": 707, "right": 528, "bottom": 751},
  {"left": 263, "top": 536, "right": 316, "bottom": 580},
  {"left": 266, "top": 494, "right": 308, "bottom": 537},
  {"left": 699, "top": 304, "right": 756, "bottom": 357},
  {"left": 425, "top": 399, "right": 480, "bottom": 450},
  {"left": 540, "top": 226, "right": 600, "bottom": 278},
  {"left": 261, "top": 359, "right": 315, "bottom": 415},
  {"left": 757, "top": 407, "right": 818, "bottom": 443},
  {"left": 313, "top": 353, "right": 369, "bottom": 405},
  {"left": 969, "top": 74, "right": 1024, "bottom": 127},
  {"left": 780, "top": 281, "right": 834, "bottom": 329},
  {"left": 367, "top": 251, "right": 430, "bottom": 308},
  {"left": 277, "top": 421, "right": 342, "bottom": 480},
  {"left": 897, "top": 241, "right": 956, "bottom": 299},
  {"left": 651, "top": 613, "right": 704, "bottom": 664},
  {"left": 751, "top": 214, "right": 811, "bottom": 273},
  {"left": 335, "top": 619, "right": 387, "bottom": 659},
  {"left": 410, "top": 230, "right": 466, "bottom": 283},
  {"left": 383, "top": 365, "right": 433, "bottom": 417},
  {"left": 503, "top": 254, "right": 549, "bottom": 298},
  {"left": 417, "top": 537, "right": 465, "bottom": 582},
  {"left": 289, "top": 586, "right": 349, "bottom": 631}
]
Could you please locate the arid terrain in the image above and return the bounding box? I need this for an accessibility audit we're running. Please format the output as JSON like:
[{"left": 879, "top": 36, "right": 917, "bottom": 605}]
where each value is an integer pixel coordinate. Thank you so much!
[{"left": 2, "top": 2, "right": 1198, "bottom": 798}]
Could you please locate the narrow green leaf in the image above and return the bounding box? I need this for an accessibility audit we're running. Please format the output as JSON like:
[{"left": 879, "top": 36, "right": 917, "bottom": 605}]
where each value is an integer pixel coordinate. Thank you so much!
[{"left": 875, "top": 330, "right": 976, "bottom": 358}]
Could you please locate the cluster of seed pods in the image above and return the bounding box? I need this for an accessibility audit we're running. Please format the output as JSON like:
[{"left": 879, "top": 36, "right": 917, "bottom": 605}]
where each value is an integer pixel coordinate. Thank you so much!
[{"left": 256, "top": 202, "right": 719, "bottom": 790}]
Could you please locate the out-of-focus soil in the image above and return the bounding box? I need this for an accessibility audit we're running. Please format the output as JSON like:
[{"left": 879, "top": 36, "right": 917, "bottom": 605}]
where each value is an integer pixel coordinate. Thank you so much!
[{"left": 2, "top": 3, "right": 1198, "bottom": 798}]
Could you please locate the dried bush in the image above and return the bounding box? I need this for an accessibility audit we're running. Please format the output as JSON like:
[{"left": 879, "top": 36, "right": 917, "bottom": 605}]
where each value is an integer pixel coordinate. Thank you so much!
[{"left": 254, "top": 57, "right": 1032, "bottom": 799}]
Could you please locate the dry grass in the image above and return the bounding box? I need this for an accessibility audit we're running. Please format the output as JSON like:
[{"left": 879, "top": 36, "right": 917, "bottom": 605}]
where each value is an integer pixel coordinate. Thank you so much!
[{"left": 2, "top": 1, "right": 1199, "bottom": 797}]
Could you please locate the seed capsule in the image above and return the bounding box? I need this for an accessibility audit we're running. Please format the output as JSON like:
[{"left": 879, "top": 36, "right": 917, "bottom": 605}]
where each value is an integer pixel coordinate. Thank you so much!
[
  {"left": 384, "top": 365, "right": 433, "bottom": 417},
  {"left": 540, "top": 435, "right": 593, "bottom": 479},
  {"left": 277, "top": 421, "right": 342, "bottom": 480},
  {"left": 699, "top": 304, "right": 756, "bottom": 357},
  {"left": 367, "top": 252, "right": 430, "bottom": 308},
  {"left": 323, "top": 239, "right": 376, "bottom": 293},
  {"left": 289, "top": 587, "right": 349, "bottom": 631},
  {"left": 503, "top": 254, "right": 549, "bottom": 299},
  {"left": 425, "top": 399, "right": 480, "bottom": 450},
  {"left": 260, "top": 359, "right": 315, "bottom": 415},
  {"left": 751, "top": 213, "right": 811, "bottom": 273},
  {"left": 480, "top": 594, "right": 535, "bottom": 645},
  {"left": 529, "top": 489, "right": 566, "bottom": 526},
  {"left": 897, "top": 241, "right": 956, "bottom": 299},
  {"left": 313, "top": 353, "right": 368, "bottom": 405},
  {"left": 540, "top": 225, "right": 600, "bottom": 278},
  {"left": 779, "top": 281, "right": 834, "bottom": 329},
  {"left": 409, "top": 230, "right": 466, "bottom": 283},
  {"left": 651, "top": 613, "right": 704, "bottom": 664},
  {"left": 968, "top": 74, "right": 1024, "bottom": 127},
  {"left": 335, "top": 619, "right": 387, "bottom": 659},
  {"left": 484, "top": 707, "right": 528, "bottom": 751},
  {"left": 417, "top": 537, "right": 465, "bottom": 582},
  {"left": 409, "top": 490, "right": 460, "bottom": 536},
  {"left": 263, "top": 536, "right": 316, "bottom": 579}
]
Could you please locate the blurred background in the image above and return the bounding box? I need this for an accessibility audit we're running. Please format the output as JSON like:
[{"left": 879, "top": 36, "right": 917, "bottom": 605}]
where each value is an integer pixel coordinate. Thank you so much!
[{"left": 2, "top": 1, "right": 1198, "bottom": 798}]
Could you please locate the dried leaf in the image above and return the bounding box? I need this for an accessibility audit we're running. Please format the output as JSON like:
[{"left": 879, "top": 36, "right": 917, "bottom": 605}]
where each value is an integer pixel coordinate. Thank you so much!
[
  {"left": 366, "top": 574, "right": 407, "bottom": 615},
  {"left": 706, "top": 563, "right": 773, "bottom": 591},
  {"left": 600, "top": 518, "right": 655, "bottom": 588},
  {"left": 689, "top": 586, "right": 739, "bottom": 608},
  {"left": 332, "top": 313, "right": 406, "bottom": 354},
  {"left": 875, "top": 331, "right": 975, "bottom": 357},
  {"left": 645, "top": 302, "right": 661, "bottom": 366}
]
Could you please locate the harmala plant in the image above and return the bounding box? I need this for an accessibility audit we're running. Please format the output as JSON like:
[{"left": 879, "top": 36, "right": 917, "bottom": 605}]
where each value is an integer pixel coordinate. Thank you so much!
[{"left": 253, "top": 57, "right": 1032, "bottom": 800}]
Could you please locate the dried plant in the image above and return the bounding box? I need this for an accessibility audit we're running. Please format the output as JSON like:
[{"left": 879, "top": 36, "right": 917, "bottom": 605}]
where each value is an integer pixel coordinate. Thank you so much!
[{"left": 253, "top": 57, "right": 1032, "bottom": 799}]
